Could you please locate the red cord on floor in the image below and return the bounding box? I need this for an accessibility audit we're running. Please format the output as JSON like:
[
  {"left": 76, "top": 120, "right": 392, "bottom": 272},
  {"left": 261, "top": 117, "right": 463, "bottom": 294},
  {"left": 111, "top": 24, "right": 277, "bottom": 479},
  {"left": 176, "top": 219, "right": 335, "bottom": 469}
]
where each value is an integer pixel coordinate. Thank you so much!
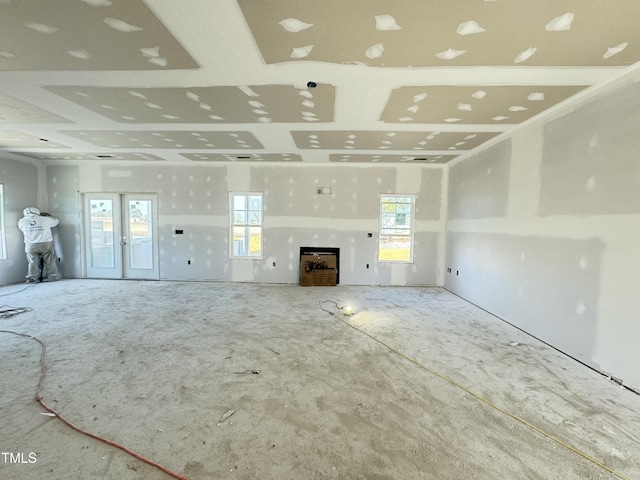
[{"left": 1, "top": 329, "right": 188, "bottom": 480}]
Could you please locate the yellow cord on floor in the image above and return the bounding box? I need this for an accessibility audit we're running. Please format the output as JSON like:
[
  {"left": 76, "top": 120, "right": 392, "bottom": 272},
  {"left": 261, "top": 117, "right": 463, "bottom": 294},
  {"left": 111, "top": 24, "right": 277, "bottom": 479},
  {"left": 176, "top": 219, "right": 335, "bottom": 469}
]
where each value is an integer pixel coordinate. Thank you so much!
[{"left": 332, "top": 314, "right": 631, "bottom": 480}]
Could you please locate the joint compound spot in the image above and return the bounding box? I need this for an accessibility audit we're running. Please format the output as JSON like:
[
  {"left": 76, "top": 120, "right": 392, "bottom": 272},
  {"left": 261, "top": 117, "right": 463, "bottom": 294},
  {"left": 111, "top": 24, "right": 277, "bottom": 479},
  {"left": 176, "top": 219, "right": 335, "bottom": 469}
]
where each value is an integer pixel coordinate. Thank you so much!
[
  {"left": 586, "top": 175, "right": 596, "bottom": 192},
  {"left": 128, "top": 90, "right": 147, "bottom": 99},
  {"left": 514, "top": 47, "right": 537, "bottom": 64},
  {"left": 457, "top": 103, "right": 472, "bottom": 111},
  {"left": 291, "top": 45, "right": 313, "bottom": 59},
  {"left": 366, "top": 44, "right": 384, "bottom": 59},
  {"left": 413, "top": 93, "right": 428, "bottom": 103},
  {"left": 472, "top": 90, "right": 487, "bottom": 99},
  {"left": 375, "top": 15, "right": 401, "bottom": 31},
  {"left": 67, "top": 49, "right": 90, "bottom": 60},
  {"left": 23, "top": 22, "right": 58, "bottom": 34},
  {"left": 104, "top": 18, "right": 143, "bottom": 33},
  {"left": 545, "top": 12, "right": 574, "bottom": 32},
  {"left": 436, "top": 48, "right": 466, "bottom": 60},
  {"left": 579, "top": 256, "right": 588, "bottom": 270},
  {"left": 576, "top": 299, "right": 586, "bottom": 316},
  {"left": 82, "top": 0, "right": 113, "bottom": 6},
  {"left": 148, "top": 57, "right": 167, "bottom": 67},
  {"left": 604, "top": 42, "right": 628, "bottom": 59},
  {"left": 528, "top": 92, "right": 545, "bottom": 101},
  {"left": 456, "top": 20, "right": 486, "bottom": 36},
  {"left": 279, "top": 18, "right": 313, "bottom": 33}
]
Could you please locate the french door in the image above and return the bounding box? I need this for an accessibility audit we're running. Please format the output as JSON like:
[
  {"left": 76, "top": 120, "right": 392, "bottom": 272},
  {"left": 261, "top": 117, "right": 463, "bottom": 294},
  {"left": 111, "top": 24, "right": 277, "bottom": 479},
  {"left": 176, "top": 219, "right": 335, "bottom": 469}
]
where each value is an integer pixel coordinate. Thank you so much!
[{"left": 83, "top": 193, "right": 159, "bottom": 280}]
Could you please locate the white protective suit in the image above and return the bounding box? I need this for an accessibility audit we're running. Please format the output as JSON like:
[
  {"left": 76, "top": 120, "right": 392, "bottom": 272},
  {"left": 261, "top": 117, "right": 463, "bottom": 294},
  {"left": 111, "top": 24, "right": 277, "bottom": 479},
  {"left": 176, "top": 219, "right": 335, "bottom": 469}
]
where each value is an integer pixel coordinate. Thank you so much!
[{"left": 18, "top": 207, "right": 61, "bottom": 282}]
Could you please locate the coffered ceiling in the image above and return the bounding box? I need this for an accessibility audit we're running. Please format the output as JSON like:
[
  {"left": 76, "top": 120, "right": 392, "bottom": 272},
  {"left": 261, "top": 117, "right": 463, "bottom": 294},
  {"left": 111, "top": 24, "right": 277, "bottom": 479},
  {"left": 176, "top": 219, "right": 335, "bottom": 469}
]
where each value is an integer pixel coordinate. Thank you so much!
[{"left": 1, "top": 0, "right": 639, "bottom": 165}]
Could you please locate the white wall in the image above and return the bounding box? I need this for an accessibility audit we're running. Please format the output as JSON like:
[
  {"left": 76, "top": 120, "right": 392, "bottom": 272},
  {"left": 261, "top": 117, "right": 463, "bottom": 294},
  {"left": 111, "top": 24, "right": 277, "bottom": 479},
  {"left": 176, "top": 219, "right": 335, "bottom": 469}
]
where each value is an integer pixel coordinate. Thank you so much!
[
  {"left": 0, "top": 157, "right": 39, "bottom": 285},
  {"left": 44, "top": 162, "right": 446, "bottom": 286},
  {"left": 445, "top": 68, "right": 640, "bottom": 391}
]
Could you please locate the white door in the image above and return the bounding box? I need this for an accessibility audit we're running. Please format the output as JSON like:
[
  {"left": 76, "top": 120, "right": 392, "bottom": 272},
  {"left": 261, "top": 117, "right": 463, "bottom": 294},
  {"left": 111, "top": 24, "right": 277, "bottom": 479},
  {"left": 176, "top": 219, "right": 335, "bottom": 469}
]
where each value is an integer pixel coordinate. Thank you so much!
[{"left": 84, "top": 193, "right": 159, "bottom": 280}]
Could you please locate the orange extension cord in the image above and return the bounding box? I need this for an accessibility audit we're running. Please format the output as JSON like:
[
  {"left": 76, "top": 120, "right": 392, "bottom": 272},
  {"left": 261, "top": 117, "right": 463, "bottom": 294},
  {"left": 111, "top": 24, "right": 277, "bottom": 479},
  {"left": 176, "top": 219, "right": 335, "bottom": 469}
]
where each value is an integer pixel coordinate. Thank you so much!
[{"left": 1, "top": 329, "right": 188, "bottom": 480}]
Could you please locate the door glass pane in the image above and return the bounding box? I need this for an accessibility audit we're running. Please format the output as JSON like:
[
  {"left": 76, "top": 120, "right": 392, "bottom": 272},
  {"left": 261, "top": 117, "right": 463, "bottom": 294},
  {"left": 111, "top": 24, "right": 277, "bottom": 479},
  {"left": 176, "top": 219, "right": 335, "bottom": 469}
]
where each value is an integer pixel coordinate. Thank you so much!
[
  {"left": 90, "top": 199, "right": 115, "bottom": 268},
  {"left": 128, "top": 200, "right": 153, "bottom": 270}
]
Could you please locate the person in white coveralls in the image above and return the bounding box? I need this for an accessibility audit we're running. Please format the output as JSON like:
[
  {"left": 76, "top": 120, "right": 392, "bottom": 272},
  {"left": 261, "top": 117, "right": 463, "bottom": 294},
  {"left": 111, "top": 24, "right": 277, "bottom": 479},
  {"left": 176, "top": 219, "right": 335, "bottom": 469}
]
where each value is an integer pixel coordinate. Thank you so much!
[{"left": 18, "top": 207, "right": 61, "bottom": 283}]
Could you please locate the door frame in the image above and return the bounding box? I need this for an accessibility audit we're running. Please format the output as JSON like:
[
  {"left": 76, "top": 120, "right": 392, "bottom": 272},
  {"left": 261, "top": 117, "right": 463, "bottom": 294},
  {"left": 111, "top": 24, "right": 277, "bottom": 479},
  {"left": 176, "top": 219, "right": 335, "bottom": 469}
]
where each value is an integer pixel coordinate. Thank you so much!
[{"left": 81, "top": 192, "right": 159, "bottom": 280}]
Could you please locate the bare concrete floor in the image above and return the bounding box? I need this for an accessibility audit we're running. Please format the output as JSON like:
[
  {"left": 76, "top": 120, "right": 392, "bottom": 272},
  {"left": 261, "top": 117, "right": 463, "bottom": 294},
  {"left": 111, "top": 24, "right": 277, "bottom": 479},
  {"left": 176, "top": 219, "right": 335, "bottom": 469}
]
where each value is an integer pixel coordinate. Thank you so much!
[{"left": 1, "top": 280, "right": 639, "bottom": 480}]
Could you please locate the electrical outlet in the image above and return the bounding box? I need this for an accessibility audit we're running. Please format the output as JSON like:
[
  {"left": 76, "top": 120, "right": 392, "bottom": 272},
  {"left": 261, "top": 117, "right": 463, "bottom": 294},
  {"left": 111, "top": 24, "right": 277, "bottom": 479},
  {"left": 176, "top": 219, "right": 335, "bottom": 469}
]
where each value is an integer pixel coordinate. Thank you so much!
[
  {"left": 273, "top": 261, "right": 276, "bottom": 267},
  {"left": 188, "top": 260, "right": 191, "bottom": 265},
  {"left": 366, "top": 264, "right": 370, "bottom": 269}
]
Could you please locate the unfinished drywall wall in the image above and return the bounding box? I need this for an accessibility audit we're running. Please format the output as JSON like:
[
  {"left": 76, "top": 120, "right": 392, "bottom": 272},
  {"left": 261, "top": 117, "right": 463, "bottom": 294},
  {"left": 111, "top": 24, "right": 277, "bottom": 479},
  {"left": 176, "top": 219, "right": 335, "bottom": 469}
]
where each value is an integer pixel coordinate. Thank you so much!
[
  {"left": 447, "top": 232, "right": 603, "bottom": 365},
  {"left": 42, "top": 163, "right": 444, "bottom": 286},
  {"left": 539, "top": 80, "right": 640, "bottom": 216},
  {"left": 0, "top": 157, "right": 39, "bottom": 285},
  {"left": 45, "top": 165, "right": 80, "bottom": 279},
  {"left": 448, "top": 140, "right": 511, "bottom": 219},
  {"left": 446, "top": 68, "right": 640, "bottom": 390}
]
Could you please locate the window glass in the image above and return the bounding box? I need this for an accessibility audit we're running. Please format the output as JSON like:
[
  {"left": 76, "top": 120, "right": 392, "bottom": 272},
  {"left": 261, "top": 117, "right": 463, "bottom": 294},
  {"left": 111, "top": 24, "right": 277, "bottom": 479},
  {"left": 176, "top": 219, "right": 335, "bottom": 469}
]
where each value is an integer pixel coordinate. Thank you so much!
[
  {"left": 230, "top": 192, "right": 263, "bottom": 258},
  {"left": 378, "top": 194, "right": 415, "bottom": 263}
]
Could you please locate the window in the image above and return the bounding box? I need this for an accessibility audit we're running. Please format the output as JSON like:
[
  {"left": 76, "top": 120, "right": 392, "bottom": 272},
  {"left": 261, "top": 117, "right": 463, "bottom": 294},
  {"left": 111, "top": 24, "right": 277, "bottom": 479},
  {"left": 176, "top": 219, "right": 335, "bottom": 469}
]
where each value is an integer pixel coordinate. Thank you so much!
[
  {"left": 230, "top": 193, "right": 263, "bottom": 258},
  {"left": 0, "top": 184, "right": 6, "bottom": 259},
  {"left": 378, "top": 194, "right": 415, "bottom": 263}
]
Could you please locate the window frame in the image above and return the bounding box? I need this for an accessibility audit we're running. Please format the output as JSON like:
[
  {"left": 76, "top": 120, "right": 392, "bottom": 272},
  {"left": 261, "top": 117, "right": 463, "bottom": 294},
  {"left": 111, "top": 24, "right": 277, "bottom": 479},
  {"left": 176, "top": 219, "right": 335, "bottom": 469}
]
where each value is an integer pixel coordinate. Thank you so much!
[
  {"left": 0, "top": 184, "right": 6, "bottom": 260},
  {"left": 377, "top": 194, "right": 415, "bottom": 264},
  {"left": 229, "top": 192, "right": 264, "bottom": 260}
]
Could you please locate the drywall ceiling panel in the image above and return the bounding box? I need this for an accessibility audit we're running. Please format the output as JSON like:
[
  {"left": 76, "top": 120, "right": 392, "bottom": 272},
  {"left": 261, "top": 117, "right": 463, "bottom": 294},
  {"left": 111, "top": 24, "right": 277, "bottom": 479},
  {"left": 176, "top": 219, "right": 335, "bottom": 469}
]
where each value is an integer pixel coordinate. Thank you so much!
[
  {"left": 0, "top": 131, "right": 69, "bottom": 149},
  {"left": 292, "top": 131, "right": 500, "bottom": 151},
  {"left": 0, "top": 0, "right": 197, "bottom": 70},
  {"left": 58, "top": 131, "right": 264, "bottom": 149},
  {"left": 330, "top": 154, "right": 458, "bottom": 164},
  {"left": 381, "top": 86, "right": 587, "bottom": 124},
  {"left": 240, "top": 0, "right": 640, "bottom": 66},
  {"left": 11, "top": 152, "right": 166, "bottom": 162},
  {"left": 181, "top": 153, "right": 302, "bottom": 162},
  {"left": 0, "top": 93, "right": 72, "bottom": 124},
  {"left": 46, "top": 84, "right": 335, "bottom": 124}
]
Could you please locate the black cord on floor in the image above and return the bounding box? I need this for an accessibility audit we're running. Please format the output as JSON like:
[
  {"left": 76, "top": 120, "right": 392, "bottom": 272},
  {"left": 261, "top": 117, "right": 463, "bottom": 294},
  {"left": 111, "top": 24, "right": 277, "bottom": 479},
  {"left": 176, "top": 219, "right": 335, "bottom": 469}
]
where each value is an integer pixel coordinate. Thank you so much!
[
  {"left": 0, "top": 283, "right": 36, "bottom": 298},
  {"left": 0, "top": 305, "right": 33, "bottom": 319}
]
